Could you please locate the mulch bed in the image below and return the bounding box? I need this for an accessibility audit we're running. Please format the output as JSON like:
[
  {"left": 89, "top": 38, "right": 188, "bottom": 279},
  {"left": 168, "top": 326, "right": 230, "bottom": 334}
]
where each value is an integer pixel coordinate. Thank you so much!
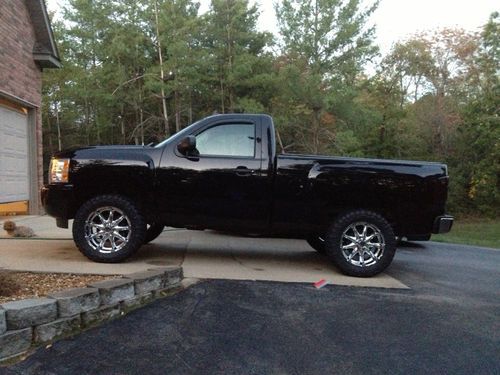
[{"left": 0, "top": 271, "right": 116, "bottom": 304}]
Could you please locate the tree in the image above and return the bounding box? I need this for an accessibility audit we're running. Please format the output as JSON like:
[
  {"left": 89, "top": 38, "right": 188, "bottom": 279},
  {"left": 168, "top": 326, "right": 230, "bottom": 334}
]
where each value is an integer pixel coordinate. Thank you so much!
[
  {"left": 202, "top": 0, "right": 272, "bottom": 113},
  {"left": 276, "top": 0, "right": 378, "bottom": 77},
  {"left": 61, "top": 0, "right": 119, "bottom": 145},
  {"left": 104, "top": 0, "right": 155, "bottom": 144},
  {"left": 452, "top": 12, "right": 499, "bottom": 216},
  {"left": 149, "top": 0, "right": 201, "bottom": 133},
  {"left": 41, "top": 2, "right": 498, "bottom": 218},
  {"left": 380, "top": 29, "right": 479, "bottom": 157},
  {"left": 274, "top": 0, "right": 379, "bottom": 154},
  {"left": 379, "top": 39, "right": 434, "bottom": 105}
]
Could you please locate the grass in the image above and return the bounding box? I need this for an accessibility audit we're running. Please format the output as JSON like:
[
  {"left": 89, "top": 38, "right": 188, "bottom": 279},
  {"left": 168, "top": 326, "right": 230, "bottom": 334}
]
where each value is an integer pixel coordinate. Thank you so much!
[{"left": 432, "top": 218, "right": 500, "bottom": 249}]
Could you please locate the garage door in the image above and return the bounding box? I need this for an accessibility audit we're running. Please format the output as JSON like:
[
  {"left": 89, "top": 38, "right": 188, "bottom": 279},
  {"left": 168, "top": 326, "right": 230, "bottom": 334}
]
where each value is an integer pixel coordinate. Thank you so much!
[{"left": 0, "top": 103, "right": 30, "bottom": 203}]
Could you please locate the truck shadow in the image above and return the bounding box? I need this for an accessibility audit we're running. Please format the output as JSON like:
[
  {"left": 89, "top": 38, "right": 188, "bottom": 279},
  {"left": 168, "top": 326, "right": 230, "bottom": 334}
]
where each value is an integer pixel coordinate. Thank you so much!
[
  {"left": 138, "top": 230, "right": 342, "bottom": 275},
  {"left": 397, "top": 241, "right": 426, "bottom": 251},
  {"left": 141, "top": 241, "right": 326, "bottom": 265},
  {"left": 140, "top": 236, "right": 404, "bottom": 287}
]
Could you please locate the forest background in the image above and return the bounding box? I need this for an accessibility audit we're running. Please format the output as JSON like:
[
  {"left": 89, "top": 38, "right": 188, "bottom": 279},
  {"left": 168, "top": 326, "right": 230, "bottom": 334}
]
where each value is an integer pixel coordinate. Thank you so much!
[{"left": 42, "top": 0, "right": 499, "bottom": 218}]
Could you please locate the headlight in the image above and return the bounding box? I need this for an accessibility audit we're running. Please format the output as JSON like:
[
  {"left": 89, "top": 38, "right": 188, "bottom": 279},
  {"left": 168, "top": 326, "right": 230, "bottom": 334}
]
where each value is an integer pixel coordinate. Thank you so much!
[{"left": 49, "top": 158, "right": 70, "bottom": 183}]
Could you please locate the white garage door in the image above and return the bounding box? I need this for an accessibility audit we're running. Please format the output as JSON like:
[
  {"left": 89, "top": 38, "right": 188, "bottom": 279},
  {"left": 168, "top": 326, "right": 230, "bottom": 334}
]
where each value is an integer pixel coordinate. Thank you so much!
[{"left": 0, "top": 103, "right": 30, "bottom": 203}]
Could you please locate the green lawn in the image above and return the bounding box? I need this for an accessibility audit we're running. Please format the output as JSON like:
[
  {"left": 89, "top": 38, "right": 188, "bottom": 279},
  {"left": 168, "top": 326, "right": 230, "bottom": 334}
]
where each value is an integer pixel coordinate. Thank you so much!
[{"left": 432, "top": 219, "right": 500, "bottom": 249}]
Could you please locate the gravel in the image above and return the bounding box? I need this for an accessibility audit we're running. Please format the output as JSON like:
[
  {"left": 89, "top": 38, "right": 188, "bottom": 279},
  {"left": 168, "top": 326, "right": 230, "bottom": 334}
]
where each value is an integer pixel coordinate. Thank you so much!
[{"left": 0, "top": 272, "right": 116, "bottom": 304}]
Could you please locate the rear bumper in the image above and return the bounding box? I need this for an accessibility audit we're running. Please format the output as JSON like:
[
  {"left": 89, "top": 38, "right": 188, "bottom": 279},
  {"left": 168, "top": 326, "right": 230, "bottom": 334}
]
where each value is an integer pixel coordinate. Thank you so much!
[
  {"left": 432, "top": 215, "right": 454, "bottom": 234},
  {"left": 41, "top": 184, "right": 76, "bottom": 227}
]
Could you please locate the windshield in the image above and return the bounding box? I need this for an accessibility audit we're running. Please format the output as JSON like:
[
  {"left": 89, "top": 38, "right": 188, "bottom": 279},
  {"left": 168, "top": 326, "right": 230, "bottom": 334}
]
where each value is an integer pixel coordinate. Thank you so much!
[{"left": 154, "top": 119, "right": 204, "bottom": 148}]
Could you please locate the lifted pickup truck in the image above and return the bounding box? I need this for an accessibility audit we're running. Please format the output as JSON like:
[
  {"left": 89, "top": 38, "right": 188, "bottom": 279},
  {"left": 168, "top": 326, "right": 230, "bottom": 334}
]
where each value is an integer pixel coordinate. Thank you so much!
[{"left": 42, "top": 114, "right": 453, "bottom": 277}]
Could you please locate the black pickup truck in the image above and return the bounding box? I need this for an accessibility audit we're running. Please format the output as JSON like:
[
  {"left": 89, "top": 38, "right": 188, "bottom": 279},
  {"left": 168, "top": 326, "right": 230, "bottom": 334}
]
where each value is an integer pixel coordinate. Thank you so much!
[{"left": 42, "top": 114, "right": 453, "bottom": 277}]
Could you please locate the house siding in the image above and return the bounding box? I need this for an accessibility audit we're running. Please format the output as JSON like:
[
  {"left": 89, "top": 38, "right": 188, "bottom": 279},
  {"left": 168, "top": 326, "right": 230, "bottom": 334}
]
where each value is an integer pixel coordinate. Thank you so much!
[{"left": 0, "top": 0, "right": 44, "bottom": 214}]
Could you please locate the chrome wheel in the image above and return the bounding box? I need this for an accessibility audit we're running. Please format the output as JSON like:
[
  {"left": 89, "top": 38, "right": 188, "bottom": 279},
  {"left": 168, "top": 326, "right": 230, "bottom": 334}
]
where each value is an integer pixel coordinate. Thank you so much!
[
  {"left": 341, "top": 222, "right": 385, "bottom": 267},
  {"left": 84, "top": 206, "right": 131, "bottom": 253}
]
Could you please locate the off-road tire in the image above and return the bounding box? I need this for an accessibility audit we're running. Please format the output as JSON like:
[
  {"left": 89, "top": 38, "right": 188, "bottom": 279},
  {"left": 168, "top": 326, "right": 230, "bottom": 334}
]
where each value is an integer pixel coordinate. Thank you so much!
[
  {"left": 73, "top": 195, "right": 146, "bottom": 263},
  {"left": 325, "top": 210, "right": 396, "bottom": 277}
]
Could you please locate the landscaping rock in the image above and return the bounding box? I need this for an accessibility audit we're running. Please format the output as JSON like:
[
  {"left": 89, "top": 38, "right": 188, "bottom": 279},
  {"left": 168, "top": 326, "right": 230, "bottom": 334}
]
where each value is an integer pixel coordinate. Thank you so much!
[
  {"left": 88, "top": 279, "right": 134, "bottom": 305},
  {"left": 153, "top": 284, "right": 182, "bottom": 299},
  {"left": 81, "top": 304, "right": 121, "bottom": 328},
  {"left": 149, "top": 267, "right": 183, "bottom": 288},
  {"left": 2, "top": 298, "right": 57, "bottom": 330},
  {"left": 0, "top": 309, "right": 5, "bottom": 335},
  {"left": 124, "top": 270, "right": 165, "bottom": 295},
  {"left": 120, "top": 293, "right": 154, "bottom": 312},
  {"left": 165, "top": 267, "right": 183, "bottom": 284},
  {"left": 48, "top": 287, "right": 100, "bottom": 317},
  {"left": 34, "top": 315, "right": 81, "bottom": 344},
  {"left": 0, "top": 328, "right": 32, "bottom": 360}
]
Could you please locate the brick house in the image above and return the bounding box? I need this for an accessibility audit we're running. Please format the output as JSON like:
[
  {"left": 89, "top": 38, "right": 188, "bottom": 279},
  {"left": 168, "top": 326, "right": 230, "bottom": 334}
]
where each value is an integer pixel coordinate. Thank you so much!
[{"left": 0, "top": 0, "right": 60, "bottom": 215}]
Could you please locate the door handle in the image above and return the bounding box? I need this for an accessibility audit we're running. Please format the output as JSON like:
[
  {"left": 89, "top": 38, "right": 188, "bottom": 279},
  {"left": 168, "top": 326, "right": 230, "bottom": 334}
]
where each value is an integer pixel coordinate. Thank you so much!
[{"left": 235, "top": 166, "right": 255, "bottom": 176}]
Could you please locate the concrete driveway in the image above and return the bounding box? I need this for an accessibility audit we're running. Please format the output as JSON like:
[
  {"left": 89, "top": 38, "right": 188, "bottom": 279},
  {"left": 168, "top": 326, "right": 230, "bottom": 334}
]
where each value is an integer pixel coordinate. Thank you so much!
[
  {"left": 0, "top": 216, "right": 406, "bottom": 289},
  {"left": 2, "top": 241, "right": 499, "bottom": 375}
]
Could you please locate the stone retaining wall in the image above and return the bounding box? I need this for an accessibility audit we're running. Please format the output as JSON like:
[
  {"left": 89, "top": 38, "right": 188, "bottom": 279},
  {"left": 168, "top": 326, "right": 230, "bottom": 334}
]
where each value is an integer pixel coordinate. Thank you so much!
[{"left": 0, "top": 267, "right": 183, "bottom": 362}]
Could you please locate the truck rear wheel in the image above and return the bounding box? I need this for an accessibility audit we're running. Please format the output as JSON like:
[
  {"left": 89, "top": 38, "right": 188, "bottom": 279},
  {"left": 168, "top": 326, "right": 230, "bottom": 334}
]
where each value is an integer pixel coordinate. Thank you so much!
[
  {"left": 73, "top": 195, "right": 146, "bottom": 263},
  {"left": 325, "top": 210, "right": 396, "bottom": 277}
]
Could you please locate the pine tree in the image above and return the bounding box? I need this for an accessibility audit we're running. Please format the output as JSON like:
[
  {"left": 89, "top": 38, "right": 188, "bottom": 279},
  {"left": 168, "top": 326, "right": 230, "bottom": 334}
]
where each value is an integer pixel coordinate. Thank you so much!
[
  {"left": 274, "top": 0, "right": 379, "bottom": 154},
  {"left": 202, "top": 0, "right": 272, "bottom": 113}
]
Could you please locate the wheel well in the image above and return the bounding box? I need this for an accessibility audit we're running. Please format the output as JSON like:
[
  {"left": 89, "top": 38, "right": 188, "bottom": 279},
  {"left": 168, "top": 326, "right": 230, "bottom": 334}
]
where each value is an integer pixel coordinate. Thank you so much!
[
  {"left": 73, "top": 188, "right": 155, "bottom": 223},
  {"left": 326, "top": 207, "right": 399, "bottom": 234}
]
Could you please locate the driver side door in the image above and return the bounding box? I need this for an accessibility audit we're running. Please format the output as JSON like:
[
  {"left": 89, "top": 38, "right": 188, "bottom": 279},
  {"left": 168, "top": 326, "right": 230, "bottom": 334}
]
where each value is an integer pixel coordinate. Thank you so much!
[{"left": 157, "top": 118, "right": 269, "bottom": 232}]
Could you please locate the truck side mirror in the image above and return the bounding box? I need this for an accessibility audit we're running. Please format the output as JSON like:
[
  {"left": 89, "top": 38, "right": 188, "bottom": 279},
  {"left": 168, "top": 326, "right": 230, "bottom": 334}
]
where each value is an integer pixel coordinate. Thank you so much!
[{"left": 177, "top": 135, "right": 197, "bottom": 155}]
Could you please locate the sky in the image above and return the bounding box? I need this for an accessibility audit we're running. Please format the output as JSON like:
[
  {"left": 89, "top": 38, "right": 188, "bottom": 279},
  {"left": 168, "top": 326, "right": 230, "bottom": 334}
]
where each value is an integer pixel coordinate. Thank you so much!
[{"left": 46, "top": 0, "right": 498, "bottom": 55}]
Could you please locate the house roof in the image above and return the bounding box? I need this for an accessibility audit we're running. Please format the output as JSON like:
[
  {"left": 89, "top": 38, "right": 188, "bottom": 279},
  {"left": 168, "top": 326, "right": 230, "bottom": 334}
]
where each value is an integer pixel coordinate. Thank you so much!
[{"left": 25, "top": 0, "right": 61, "bottom": 68}]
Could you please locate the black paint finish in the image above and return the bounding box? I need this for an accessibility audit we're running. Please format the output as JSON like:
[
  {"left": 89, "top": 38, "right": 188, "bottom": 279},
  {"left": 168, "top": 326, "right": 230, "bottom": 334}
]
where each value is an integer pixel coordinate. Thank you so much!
[{"left": 42, "top": 114, "right": 451, "bottom": 238}]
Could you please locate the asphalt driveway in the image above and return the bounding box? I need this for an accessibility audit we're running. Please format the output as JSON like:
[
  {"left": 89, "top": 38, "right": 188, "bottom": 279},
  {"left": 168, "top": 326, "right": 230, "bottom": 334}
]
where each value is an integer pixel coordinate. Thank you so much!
[{"left": 2, "top": 241, "right": 499, "bottom": 375}]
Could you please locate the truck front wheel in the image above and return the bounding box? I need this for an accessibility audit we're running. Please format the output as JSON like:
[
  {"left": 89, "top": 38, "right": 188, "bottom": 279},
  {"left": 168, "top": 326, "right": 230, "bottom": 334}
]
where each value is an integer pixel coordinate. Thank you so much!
[
  {"left": 73, "top": 195, "right": 146, "bottom": 263},
  {"left": 325, "top": 210, "right": 396, "bottom": 277}
]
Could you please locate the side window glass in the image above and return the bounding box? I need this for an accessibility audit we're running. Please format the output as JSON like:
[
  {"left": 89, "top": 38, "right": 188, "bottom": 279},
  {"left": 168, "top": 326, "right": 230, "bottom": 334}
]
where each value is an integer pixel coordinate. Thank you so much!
[{"left": 196, "top": 123, "right": 255, "bottom": 157}]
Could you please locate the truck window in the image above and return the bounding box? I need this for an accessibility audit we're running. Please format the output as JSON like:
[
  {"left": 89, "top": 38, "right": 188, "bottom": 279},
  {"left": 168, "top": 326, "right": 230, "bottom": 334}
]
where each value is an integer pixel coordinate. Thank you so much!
[{"left": 196, "top": 123, "right": 255, "bottom": 157}]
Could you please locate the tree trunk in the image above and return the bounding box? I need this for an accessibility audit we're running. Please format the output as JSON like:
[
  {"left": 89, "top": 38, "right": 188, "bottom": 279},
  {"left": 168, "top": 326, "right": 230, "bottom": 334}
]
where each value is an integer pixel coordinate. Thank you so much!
[
  {"left": 85, "top": 96, "right": 90, "bottom": 146},
  {"left": 276, "top": 128, "right": 285, "bottom": 154},
  {"left": 46, "top": 104, "right": 53, "bottom": 155},
  {"left": 121, "top": 104, "right": 125, "bottom": 145},
  {"left": 55, "top": 101, "right": 62, "bottom": 151},
  {"left": 378, "top": 114, "right": 387, "bottom": 158},
  {"left": 95, "top": 107, "right": 101, "bottom": 145},
  {"left": 312, "top": 109, "right": 321, "bottom": 154},
  {"left": 188, "top": 92, "right": 193, "bottom": 125},
  {"left": 220, "top": 76, "right": 225, "bottom": 113},
  {"left": 435, "top": 87, "right": 445, "bottom": 155},
  {"left": 175, "top": 90, "right": 181, "bottom": 132},
  {"left": 154, "top": 0, "right": 169, "bottom": 136},
  {"left": 227, "top": 28, "right": 234, "bottom": 111},
  {"left": 139, "top": 89, "right": 144, "bottom": 144}
]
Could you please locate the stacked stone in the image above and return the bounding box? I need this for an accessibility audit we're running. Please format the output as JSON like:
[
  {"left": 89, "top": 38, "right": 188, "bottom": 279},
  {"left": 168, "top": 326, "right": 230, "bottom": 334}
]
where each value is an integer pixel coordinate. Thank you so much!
[{"left": 0, "top": 267, "right": 183, "bottom": 362}]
